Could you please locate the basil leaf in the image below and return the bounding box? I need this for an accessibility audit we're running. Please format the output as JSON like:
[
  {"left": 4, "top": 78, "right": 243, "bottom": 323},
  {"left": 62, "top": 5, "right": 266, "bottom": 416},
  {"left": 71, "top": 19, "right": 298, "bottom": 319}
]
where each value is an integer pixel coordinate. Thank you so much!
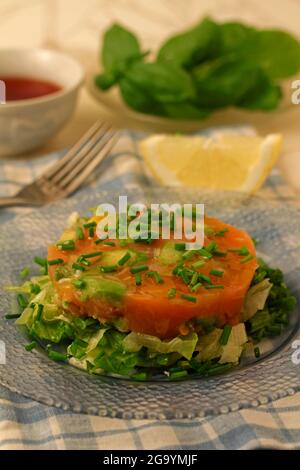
[
  {"left": 94, "top": 72, "right": 117, "bottom": 91},
  {"left": 157, "top": 17, "right": 220, "bottom": 68},
  {"left": 119, "top": 76, "right": 166, "bottom": 116},
  {"left": 234, "top": 29, "right": 300, "bottom": 79},
  {"left": 237, "top": 69, "right": 282, "bottom": 110},
  {"left": 218, "top": 22, "right": 258, "bottom": 55},
  {"left": 99, "top": 23, "right": 144, "bottom": 88},
  {"left": 123, "top": 62, "right": 197, "bottom": 104},
  {"left": 162, "top": 102, "right": 210, "bottom": 120},
  {"left": 192, "top": 57, "right": 261, "bottom": 109}
]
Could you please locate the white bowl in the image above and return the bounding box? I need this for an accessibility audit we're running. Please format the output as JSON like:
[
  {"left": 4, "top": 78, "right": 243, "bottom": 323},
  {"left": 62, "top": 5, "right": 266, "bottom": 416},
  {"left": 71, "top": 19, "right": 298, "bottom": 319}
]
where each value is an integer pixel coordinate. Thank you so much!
[{"left": 0, "top": 48, "right": 84, "bottom": 157}]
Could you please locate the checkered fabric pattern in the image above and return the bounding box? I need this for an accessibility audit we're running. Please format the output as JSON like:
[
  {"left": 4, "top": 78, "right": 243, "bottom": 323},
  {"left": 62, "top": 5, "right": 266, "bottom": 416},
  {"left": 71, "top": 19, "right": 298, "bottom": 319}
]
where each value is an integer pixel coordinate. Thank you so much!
[{"left": 0, "top": 128, "right": 299, "bottom": 450}]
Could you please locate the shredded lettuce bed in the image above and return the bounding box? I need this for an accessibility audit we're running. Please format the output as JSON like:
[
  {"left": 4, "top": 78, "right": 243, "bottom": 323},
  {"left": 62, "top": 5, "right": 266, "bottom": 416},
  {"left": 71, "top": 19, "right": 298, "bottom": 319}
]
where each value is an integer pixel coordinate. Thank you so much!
[{"left": 4, "top": 257, "right": 296, "bottom": 380}]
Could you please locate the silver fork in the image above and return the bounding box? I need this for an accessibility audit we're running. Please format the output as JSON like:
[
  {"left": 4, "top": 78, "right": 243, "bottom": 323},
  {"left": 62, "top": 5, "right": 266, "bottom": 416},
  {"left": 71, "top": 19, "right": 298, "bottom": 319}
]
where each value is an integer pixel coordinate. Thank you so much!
[{"left": 0, "top": 122, "right": 119, "bottom": 208}]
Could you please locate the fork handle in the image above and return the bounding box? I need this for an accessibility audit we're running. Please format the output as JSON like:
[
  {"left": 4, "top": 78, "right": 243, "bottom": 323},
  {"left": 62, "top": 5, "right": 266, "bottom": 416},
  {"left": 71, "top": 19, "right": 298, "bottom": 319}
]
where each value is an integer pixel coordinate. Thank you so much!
[{"left": 0, "top": 197, "right": 33, "bottom": 208}]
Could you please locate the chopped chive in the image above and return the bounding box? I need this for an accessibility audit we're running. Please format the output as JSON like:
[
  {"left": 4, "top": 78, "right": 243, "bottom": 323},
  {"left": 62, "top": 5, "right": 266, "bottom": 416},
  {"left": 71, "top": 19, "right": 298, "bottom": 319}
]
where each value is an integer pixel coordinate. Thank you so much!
[
  {"left": 239, "top": 246, "right": 250, "bottom": 256},
  {"left": 198, "top": 273, "right": 212, "bottom": 284},
  {"left": 83, "top": 221, "right": 97, "bottom": 228},
  {"left": 34, "top": 256, "right": 48, "bottom": 274},
  {"left": 254, "top": 346, "right": 261, "bottom": 358},
  {"left": 72, "top": 263, "right": 85, "bottom": 272},
  {"left": 191, "top": 282, "right": 202, "bottom": 292},
  {"left": 180, "top": 293, "right": 197, "bottom": 303},
  {"left": 132, "top": 372, "right": 148, "bottom": 381},
  {"left": 25, "top": 341, "right": 37, "bottom": 352},
  {"left": 130, "top": 265, "right": 149, "bottom": 274},
  {"left": 240, "top": 254, "right": 254, "bottom": 264},
  {"left": 229, "top": 246, "right": 249, "bottom": 256},
  {"left": 36, "top": 304, "right": 44, "bottom": 321},
  {"left": 192, "top": 259, "right": 205, "bottom": 269},
  {"left": 214, "top": 251, "right": 227, "bottom": 257},
  {"left": 48, "top": 258, "right": 64, "bottom": 266},
  {"left": 5, "top": 313, "right": 21, "bottom": 319},
  {"left": 20, "top": 267, "right": 29, "bottom": 278},
  {"left": 210, "top": 269, "right": 224, "bottom": 277},
  {"left": 146, "top": 271, "right": 164, "bottom": 284},
  {"left": 215, "top": 228, "right": 229, "bottom": 237},
  {"left": 134, "top": 273, "right": 142, "bottom": 285},
  {"left": 157, "top": 355, "right": 169, "bottom": 366},
  {"left": 88, "top": 227, "right": 95, "bottom": 237},
  {"left": 48, "top": 350, "right": 67, "bottom": 362},
  {"left": 17, "top": 293, "right": 27, "bottom": 309},
  {"left": 100, "top": 265, "right": 117, "bottom": 273},
  {"left": 219, "top": 324, "right": 232, "bottom": 345},
  {"left": 174, "top": 243, "right": 186, "bottom": 251},
  {"left": 104, "top": 241, "right": 116, "bottom": 246},
  {"left": 268, "top": 325, "right": 282, "bottom": 335},
  {"left": 118, "top": 251, "right": 131, "bottom": 266},
  {"left": 72, "top": 279, "right": 86, "bottom": 289},
  {"left": 205, "top": 284, "right": 224, "bottom": 289},
  {"left": 167, "top": 288, "right": 177, "bottom": 299},
  {"left": 172, "top": 265, "right": 181, "bottom": 275},
  {"left": 153, "top": 271, "right": 163, "bottom": 284},
  {"left": 76, "top": 226, "right": 84, "bottom": 240},
  {"left": 169, "top": 370, "right": 188, "bottom": 380},
  {"left": 30, "top": 283, "right": 41, "bottom": 294},
  {"left": 190, "top": 272, "right": 199, "bottom": 287},
  {"left": 206, "top": 363, "right": 233, "bottom": 376},
  {"left": 182, "top": 250, "right": 194, "bottom": 261},
  {"left": 77, "top": 256, "right": 91, "bottom": 266},
  {"left": 197, "top": 248, "right": 213, "bottom": 259},
  {"left": 56, "top": 239, "right": 75, "bottom": 251},
  {"left": 206, "top": 241, "right": 218, "bottom": 253},
  {"left": 82, "top": 251, "right": 102, "bottom": 259},
  {"left": 180, "top": 269, "right": 191, "bottom": 285},
  {"left": 94, "top": 238, "right": 103, "bottom": 245}
]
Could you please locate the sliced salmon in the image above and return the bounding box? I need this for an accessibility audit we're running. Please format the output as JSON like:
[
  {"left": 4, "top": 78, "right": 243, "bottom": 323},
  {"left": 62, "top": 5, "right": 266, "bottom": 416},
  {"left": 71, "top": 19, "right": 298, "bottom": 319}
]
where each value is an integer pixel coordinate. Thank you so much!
[{"left": 48, "top": 215, "right": 257, "bottom": 339}]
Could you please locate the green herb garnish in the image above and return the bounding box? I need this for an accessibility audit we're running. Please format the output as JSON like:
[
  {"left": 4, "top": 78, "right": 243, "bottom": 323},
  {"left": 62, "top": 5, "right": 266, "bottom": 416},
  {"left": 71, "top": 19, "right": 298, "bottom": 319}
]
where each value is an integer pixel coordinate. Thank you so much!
[
  {"left": 76, "top": 226, "right": 84, "bottom": 240},
  {"left": 240, "top": 254, "right": 254, "bottom": 264},
  {"left": 209, "top": 269, "right": 224, "bottom": 277},
  {"left": 5, "top": 313, "right": 21, "bottom": 320},
  {"left": 72, "top": 279, "right": 86, "bottom": 290},
  {"left": 219, "top": 324, "right": 232, "bottom": 345},
  {"left": 167, "top": 288, "right": 177, "bottom": 299},
  {"left": 48, "top": 258, "right": 64, "bottom": 266},
  {"left": 20, "top": 267, "right": 29, "bottom": 278},
  {"left": 130, "top": 265, "right": 149, "bottom": 274},
  {"left": 17, "top": 293, "right": 27, "bottom": 309},
  {"left": 180, "top": 293, "right": 197, "bottom": 303},
  {"left": 25, "top": 341, "right": 37, "bottom": 352},
  {"left": 57, "top": 240, "right": 75, "bottom": 251},
  {"left": 174, "top": 243, "right": 186, "bottom": 251},
  {"left": 118, "top": 251, "right": 131, "bottom": 266}
]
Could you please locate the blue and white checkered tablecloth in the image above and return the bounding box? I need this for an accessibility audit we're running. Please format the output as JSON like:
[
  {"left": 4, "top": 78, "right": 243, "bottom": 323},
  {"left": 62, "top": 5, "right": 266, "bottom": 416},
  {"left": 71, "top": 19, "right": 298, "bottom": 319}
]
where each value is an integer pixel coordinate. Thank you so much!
[{"left": 0, "top": 129, "right": 300, "bottom": 450}]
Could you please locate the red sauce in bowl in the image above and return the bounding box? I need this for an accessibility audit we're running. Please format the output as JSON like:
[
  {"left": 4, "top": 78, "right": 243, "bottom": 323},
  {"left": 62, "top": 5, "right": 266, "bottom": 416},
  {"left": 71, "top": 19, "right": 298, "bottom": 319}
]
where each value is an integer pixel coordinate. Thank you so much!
[{"left": 0, "top": 76, "right": 62, "bottom": 101}]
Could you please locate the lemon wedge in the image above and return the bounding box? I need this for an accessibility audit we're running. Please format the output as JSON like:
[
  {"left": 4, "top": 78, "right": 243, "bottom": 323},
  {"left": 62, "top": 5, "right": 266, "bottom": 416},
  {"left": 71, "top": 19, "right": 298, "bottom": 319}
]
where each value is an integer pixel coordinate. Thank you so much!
[{"left": 139, "top": 133, "right": 282, "bottom": 192}]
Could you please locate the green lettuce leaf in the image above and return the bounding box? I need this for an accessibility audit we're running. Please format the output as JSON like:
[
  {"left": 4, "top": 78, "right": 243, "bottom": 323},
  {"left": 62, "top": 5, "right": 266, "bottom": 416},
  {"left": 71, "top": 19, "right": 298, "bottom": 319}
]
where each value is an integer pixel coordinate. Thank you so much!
[
  {"left": 196, "top": 323, "right": 248, "bottom": 364},
  {"left": 242, "top": 278, "right": 273, "bottom": 321},
  {"left": 123, "top": 331, "right": 198, "bottom": 360}
]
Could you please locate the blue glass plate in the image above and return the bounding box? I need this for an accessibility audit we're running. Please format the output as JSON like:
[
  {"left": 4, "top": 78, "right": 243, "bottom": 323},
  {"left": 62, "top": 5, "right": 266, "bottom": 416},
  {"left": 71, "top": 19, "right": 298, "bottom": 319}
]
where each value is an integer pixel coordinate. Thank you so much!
[{"left": 0, "top": 187, "right": 299, "bottom": 419}]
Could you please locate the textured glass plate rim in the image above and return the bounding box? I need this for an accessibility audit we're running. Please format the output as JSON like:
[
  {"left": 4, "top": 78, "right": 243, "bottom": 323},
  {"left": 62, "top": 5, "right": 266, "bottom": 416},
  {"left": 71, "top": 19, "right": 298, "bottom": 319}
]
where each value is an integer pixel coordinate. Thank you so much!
[{"left": 0, "top": 186, "right": 300, "bottom": 419}]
